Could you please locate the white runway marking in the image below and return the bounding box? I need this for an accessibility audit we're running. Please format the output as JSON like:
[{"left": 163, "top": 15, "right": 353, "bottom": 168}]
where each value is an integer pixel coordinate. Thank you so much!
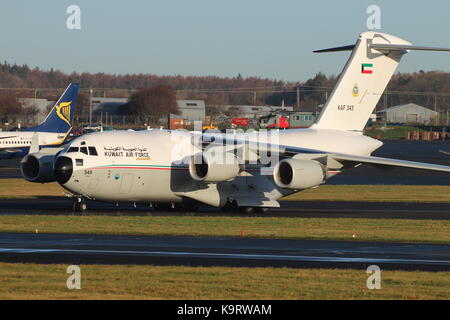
[{"left": 1, "top": 247, "right": 450, "bottom": 266}]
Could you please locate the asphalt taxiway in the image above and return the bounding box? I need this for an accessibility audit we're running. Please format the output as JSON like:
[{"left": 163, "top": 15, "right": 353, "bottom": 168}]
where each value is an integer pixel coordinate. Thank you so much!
[
  {"left": 0, "top": 198, "right": 449, "bottom": 219},
  {"left": 0, "top": 232, "right": 449, "bottom": 271}
]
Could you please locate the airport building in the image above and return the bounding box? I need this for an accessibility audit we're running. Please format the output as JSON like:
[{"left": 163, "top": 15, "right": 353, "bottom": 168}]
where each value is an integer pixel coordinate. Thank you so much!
[
  {"left": 18, "top": 98, "right": 55, "bottom": 123},
  {"left": 90, "top": 98, "right": 206, "bottom": 122},
  {"left": 288, "top": 112, "right": 316, "bottom": 128},
  {"left": 377, "top": 103, "right": 439, "bottom": 125},
  {"left": 91, "top": 97, "right": 128, "bottom": 113},
  {"left": 176, "top": 100, "right": 205, "bottom": 122}
]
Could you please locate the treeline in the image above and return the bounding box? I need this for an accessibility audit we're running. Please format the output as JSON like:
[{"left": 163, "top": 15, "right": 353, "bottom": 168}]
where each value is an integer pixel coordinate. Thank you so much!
[
  {"left": 2, "top": 61, "right": 450, "bottom": 122},
  {"left": 387, "top": 71, "right": 450, "bottom": 109},
  {"left": 265, "top": 71, "right": 450, "bottom": 111},
  {"left": 0, "top": 62, "right": 284, "bottom": 90}
]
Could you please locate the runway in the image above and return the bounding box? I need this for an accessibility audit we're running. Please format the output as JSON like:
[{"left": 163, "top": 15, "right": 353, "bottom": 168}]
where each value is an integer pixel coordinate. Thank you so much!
[
  {"left": 0, "top": 141, "right": 449, "bottom": 272},
  {"left": 0, "top": 232, "right": 449, "bottom": 271},
  {"left": 0, "top": 197, "right": 450, "bottom": 219}
]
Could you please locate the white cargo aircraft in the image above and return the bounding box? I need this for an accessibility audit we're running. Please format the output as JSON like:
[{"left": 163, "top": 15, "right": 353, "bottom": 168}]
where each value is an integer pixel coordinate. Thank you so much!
[{"left": 21, "top": 32, "right": 450, "bottom": 212}]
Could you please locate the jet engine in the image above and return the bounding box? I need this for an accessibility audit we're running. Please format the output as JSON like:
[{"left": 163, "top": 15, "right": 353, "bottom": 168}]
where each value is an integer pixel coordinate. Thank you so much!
[
  {"left": 189, "top": 151, "right": 240, "bottom": 182},
  {"left": 21, "top": 148, "right": 63, "bottom": 183},
  {"left": 273, "top": 158, "right": 326, "bottom": 190}
]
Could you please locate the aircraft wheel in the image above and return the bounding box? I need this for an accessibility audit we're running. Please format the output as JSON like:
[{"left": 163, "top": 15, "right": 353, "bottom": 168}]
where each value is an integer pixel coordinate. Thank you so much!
[
  {"left": 221, "top": 200, "right": 238, "bottom": 213},
  {"left": 73, "top": 198, "right": 87, "bottom": 213},
  {"left": 255, "top": 207, "right": 269, "bottom": 213},
  {"left": 239, "top": 207, "right": 255, "bottom": 214}
]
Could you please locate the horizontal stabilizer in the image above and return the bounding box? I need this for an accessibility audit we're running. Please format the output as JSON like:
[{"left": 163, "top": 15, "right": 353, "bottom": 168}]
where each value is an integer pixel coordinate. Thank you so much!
[
  {"left": 314, "top": 44, "right": 450, "bottom": 54},
  {"left": 370, "top": 43, "right": 450, "bottom": 52},
  {"left": 313, "top": 44, "right": 355, "bottom": 53}
]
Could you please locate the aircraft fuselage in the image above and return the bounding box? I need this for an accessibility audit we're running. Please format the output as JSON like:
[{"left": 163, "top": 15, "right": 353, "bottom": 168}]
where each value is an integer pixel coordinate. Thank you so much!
[{"left": 55, "top": 128, "right": 381, "bottom": 207}]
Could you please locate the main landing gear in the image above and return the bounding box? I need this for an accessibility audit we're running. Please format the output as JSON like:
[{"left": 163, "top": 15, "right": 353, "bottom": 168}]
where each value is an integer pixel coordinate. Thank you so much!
[
  {"left": 221, "top": 200, "right": 269, "bottom": 214},
  {"left": 72, "top": 197, "right": 87, "bottom": 213},
  {"left": 238, "top": 207, "right": 269, "bottom": 214}
]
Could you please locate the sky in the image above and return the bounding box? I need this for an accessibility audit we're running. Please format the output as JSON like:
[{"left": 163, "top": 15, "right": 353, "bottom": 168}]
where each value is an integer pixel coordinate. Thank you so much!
[{"left": 1, "top": 0, "right": 450, "bottom": 82}]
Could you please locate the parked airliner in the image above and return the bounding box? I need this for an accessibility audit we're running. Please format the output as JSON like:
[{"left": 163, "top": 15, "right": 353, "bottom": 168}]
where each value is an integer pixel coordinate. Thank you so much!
[
  {"left": 20, "top": 32, "right": 450, "bottom": 212},
  {"left": 0, "top": 83, "right": 79, "bottom": 159}
]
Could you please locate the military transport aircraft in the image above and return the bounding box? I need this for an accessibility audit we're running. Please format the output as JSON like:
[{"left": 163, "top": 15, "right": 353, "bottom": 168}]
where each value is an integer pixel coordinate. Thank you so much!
[
  {"left": 0, "top": 83, "right": 79, "bottom": 159},
  {"left": 20, "top": 32, "right": 450, "bottom": 212}
]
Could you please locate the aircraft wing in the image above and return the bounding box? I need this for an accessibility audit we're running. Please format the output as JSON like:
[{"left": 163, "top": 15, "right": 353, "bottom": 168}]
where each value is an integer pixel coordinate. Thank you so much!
[
  {"left": 198, "top": 133, "right": 450, "bottom": 173},
  {"left": 331, "top": 154, "right": 450, "bottom": 173}
]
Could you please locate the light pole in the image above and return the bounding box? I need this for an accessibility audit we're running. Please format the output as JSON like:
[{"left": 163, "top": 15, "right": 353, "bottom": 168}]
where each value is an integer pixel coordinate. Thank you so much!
[{"left": 89, "top": 87, "right": 93, "bottom": 126}]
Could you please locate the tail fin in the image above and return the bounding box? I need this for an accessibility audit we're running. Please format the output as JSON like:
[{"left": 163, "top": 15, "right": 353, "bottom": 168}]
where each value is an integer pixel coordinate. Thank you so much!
[
  {"left": 28, "top": 83, "right": 79, "bottom": 134},
  {"left": 311, "top": 32, "right": 450, "bottom": 132}
]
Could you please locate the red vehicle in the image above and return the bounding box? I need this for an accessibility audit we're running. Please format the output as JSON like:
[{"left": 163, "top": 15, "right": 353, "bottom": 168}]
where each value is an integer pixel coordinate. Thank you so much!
[
  {"left": 259, "top": 113, "right": 290, "bottom": 129},
  {"left": 266, "top": 116, "right": 289, "bottom": 129},
  {"left": 232, "top": 118, "right": 249, "bottom": 127}
]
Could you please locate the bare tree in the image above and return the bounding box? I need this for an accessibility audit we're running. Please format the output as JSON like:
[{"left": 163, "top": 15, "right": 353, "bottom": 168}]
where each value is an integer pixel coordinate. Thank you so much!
[
  {"left": 22, "top": 104, "right": 40, "bottom": 124},
  {"left": 122, "top": 86, "right": 179, "bottom": 121},
  {"left": 0, "top": 94, "right": 23, "bottom": 123}
]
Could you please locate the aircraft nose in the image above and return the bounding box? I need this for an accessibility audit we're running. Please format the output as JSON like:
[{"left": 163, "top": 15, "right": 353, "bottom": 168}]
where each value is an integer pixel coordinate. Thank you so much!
[{"left": 53, "top": 156, "right": 73, "bottom": 184}]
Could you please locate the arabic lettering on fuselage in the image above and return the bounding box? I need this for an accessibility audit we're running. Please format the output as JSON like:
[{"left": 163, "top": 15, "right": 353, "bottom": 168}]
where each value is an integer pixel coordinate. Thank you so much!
[{"left": 103, "top": 146, "right": 149, "bottom": 158}]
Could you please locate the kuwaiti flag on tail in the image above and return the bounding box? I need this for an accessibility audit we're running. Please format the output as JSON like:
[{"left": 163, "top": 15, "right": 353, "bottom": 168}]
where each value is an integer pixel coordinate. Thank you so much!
[{"left": 361, "top": 63, "right": 373, "bottom": 74}]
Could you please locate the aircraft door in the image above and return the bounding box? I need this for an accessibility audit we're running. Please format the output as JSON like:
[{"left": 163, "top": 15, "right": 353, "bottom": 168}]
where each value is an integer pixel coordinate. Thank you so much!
[{"left": 119, "top": 173, "right": 134, "bottom": 194}]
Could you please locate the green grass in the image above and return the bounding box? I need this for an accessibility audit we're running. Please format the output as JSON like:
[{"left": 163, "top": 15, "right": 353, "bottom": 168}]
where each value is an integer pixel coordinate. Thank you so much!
[
  {"left": 0, "top": 262, "right": 448, "bottom": 299},
  {"left": 1, "top": 215, "right": 449, "bottom": 244},
  {"left": 285, "top": 185, "right": 450, "bottom": 203},
  {"left": 364, "top": 125, "right": 422, "bottom": 140},
  {"left": 0, "top": 179, "right": 65, "bottom": 198}
]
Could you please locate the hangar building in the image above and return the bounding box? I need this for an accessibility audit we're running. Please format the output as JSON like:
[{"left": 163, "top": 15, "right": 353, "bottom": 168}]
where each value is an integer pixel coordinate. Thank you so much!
[
  {"left": 176, "top": 100, "right": 205, "bottom": 122},
  {"left": 377, "top": 103, "right": 439, "bottom": 125}
]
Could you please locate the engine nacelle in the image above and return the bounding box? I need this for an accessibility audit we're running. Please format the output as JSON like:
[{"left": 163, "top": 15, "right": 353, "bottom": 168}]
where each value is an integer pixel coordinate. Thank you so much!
[
  {"left": 273, "top": 158, "right": 325, "bottom": 190},
  {"left": 21, "top": 148, "right": 62, "bottom": 183},
  {"left": 189, "top": 151, "right": 240, "bottom": 182}
]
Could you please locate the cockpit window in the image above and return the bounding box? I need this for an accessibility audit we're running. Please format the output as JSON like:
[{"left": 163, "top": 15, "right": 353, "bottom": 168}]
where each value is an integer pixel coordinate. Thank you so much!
[
  {"left": 68, "top": 147, "right": 79, "bottom": 153},
  {"left": 80, "top": 147, "right": 88, "bottom": 155},
  {"left": 88, "top": 147, "right": 98, "bottom": 156}
]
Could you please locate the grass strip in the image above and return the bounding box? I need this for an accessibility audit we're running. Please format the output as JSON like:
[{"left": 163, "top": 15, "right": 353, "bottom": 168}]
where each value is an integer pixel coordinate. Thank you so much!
[
  {"left": 0, "top": 215, "right": 449, "bottom": 243},
  {"left": 0, "top": 262, "right": 448, "bottom": 299}
]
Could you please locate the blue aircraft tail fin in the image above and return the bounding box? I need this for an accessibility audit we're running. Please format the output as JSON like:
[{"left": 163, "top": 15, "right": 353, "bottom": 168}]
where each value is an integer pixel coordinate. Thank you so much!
[{"left": 28, "top": 83, "right": 79, "bottom": 135}]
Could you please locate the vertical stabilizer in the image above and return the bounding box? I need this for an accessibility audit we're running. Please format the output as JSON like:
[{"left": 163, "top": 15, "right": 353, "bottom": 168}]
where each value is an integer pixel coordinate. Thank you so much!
[
  {"left": 312, "top": 32, "right": 410, "bottom": 131},
  {"left": 27, "top": 83, "right": 79, "bottom": 135}
]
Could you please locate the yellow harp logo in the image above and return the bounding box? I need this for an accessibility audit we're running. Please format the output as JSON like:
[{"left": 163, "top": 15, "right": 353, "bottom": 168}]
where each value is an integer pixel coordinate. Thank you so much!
[{"left": 55, "top": 101, "right": 72, "bottom": 126}]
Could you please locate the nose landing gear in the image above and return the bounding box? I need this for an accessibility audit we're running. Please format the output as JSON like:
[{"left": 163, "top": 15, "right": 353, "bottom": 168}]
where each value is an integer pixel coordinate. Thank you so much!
[{"left": 72, "top": 197, "right": 87, "bottom": 213}]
